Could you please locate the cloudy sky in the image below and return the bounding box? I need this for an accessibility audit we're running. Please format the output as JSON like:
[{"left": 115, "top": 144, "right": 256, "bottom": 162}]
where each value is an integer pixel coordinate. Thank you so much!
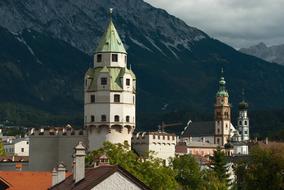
[{"left": 145, "top": 0, "right": 284, "bottom": 49}]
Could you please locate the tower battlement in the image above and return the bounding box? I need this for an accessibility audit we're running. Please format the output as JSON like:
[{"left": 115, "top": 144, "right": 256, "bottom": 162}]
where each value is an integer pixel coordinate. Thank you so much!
[
  {"left": 29, "top": 126, "right": 86, "bottom": 137},
  {"left": 132, "top": 132, "right": 176, "bottom": 145}
]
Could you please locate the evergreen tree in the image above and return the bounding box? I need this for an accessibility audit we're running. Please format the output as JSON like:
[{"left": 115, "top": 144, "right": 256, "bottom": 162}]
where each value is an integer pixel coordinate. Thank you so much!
[
  {"left": 172, "top": 154, "right": 202, "bottom": 190},
  {"left": 210, "top": 147, "right": 231, "bottom": 187}
]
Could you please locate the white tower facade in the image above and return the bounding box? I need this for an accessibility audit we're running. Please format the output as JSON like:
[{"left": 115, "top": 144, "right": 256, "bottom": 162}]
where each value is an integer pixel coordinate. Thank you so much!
[
  {"left": 237, "top": 94, "right": 249, "bottom": 141},
  {"left": 84, "top": 13, "right": 136, "bottom": 151}
]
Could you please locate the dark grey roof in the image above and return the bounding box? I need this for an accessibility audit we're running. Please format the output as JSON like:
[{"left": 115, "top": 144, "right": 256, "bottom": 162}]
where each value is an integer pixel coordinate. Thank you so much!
[
  {"left": 181, "top": 121, "right": 215, "bottom": 137},
  {"left": 50, "top": 165, "right": 151, "bottom": 190}
]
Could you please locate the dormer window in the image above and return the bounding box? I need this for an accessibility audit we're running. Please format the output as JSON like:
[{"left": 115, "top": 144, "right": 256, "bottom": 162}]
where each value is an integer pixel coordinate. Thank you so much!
[
  {"left": 126, "top": 79, "right": 130, "bottom": 86},
  {"left": 101, "top": 77, "right": 107, "bottom": 85},
  {"left": 97, "top": 54, "right": 102, "bottom": 62},
  {"left": 112, "top": 54, "right": 118, "bottom": 62}
]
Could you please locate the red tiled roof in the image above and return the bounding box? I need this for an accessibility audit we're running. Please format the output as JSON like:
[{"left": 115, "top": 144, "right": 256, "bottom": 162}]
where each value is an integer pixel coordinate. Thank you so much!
[{"left": 0, "top": 171, "right": 52, "bottom": 190}]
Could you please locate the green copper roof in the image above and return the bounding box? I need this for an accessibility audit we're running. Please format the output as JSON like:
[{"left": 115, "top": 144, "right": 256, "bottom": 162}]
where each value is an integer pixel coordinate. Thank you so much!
[
  {"left": 85, "top": 67, "right": 136, "bottom": 91},
  {"left": 95, "top": 19, "right": 126, "bottom": 54},
  {"left": 216, "top": 69, "right": 229, "bottom": 97}
]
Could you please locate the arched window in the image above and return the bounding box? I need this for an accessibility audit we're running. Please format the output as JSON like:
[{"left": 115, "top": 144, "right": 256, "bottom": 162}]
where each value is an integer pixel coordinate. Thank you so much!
[
  {"left": 114, "top": 115, "right": 120, "bottom": 122},
  {"left": 126, "top": 116, "right": 130, "bottom": 122},
  {"left": 244, "top": 121, "right": 248, "bottom": 125},
  {"left": 239, "top": 121, "right": 242, "bottom": 125},
  {"left": 217, "top": 128, "right": 220, "bottom": 134}
]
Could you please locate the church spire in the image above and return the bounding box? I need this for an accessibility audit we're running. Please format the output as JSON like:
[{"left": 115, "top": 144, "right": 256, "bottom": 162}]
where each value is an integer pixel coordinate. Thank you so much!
[
  {"left": 216, "top": 68, "right": 229, "bottom": 97},
  {"left": 95, "top": 8, "right": 126, "bottom": 54}
]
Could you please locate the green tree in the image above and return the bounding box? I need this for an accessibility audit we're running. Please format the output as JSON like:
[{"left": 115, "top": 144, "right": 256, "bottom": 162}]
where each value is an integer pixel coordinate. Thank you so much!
[
  {"left": 235, "top": 144, "right": 284, "bottom": 190},
  {"left": 0, "top": 139, "right": 5, "bottom": 156},
  {"left": 86, "top": 142, "right": 179, "bottom": 190},
  {"left": 172, "top": 154, "right": 202, "bottom": 190},
  {"left": 199, "top": 170, "right": 227, "bottom": 190},
  {"left": 210, "top": 147, "right": 231, "bottom": 187}
]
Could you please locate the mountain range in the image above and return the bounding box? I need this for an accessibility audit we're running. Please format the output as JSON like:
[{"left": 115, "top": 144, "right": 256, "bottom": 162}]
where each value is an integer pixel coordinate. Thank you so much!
[
  {"left": 0, "top": 0, "right": 284, "bottom": 135},
  {"left": 240, "top": 42, "right": 284, "bottom": 65}
]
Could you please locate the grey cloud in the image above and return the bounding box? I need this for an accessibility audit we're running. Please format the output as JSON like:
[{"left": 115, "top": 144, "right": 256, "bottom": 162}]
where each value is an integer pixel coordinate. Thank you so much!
[{"left": 145, "top": 0, "right": 284, "bottom": 48}]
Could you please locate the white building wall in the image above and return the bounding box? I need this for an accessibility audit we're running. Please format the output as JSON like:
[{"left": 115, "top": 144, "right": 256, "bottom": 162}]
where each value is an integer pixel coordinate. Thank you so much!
[
  {"left": 233, "top": 145, "right": 249, "bottom": 155},
  {"left": 92, "top": 172, "right": 141, "bottom": 190},
  {"left": 14, "top": 140, "right": 29, "bottom": 156},
  {"left": 132, "top": 133, "right": 176, "bottom": 166}
]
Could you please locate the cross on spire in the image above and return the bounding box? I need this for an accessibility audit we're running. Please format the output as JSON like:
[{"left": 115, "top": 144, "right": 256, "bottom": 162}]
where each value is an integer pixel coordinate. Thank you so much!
[{"left": 109, "top": 8, "right": 113, "bottom": 19}]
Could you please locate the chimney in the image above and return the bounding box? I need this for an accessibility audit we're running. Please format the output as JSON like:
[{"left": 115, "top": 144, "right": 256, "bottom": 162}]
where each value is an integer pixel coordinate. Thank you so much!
[
  {"left": 51, "top": 168, "right": 58, "bottom": 186},
  {"left": 265, "top": 137, "right": 269, "bottom": 145},
  {"left": 57, "top": 163, "right": 66, "bottom": 184},
  {"left": 74, "top": 141, "right": 86, "bottom": 183}
]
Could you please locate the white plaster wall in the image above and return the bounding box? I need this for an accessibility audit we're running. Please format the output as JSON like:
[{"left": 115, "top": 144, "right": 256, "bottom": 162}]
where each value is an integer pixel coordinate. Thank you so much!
[
  {"left": 14, "top": 140, "right": 29, "bottom": 156},
  {"left": 94, "top": 53, "right": 127, "bottom": 68},
  {"left": 233, "top": 145, "right": 248, "bottom": 155},
  {"left": 132, "top": 134, "right": 176, "bottom": 166},
  {"left": 92, "top": 172, "right": 142, "bottom": 190},
  {"left": 88, "top": 127, "right": 132, "bottom": 151}
]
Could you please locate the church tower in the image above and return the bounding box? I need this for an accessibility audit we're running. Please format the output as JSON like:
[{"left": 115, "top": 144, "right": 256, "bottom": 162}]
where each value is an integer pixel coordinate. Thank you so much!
[
  {"left": 84, "top": 9, "right": 136, "bottom": 151},
  {"left": 237, "top": 90, "right": 249, "bottom": 141},
  {"left": 214, "top": 69, "right": 231, "bottom": 146}
]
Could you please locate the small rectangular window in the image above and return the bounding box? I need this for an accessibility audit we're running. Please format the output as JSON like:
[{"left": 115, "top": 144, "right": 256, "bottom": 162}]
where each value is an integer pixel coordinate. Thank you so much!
[
  {"left": 97, "top": 54, "right": 102, "bottom": 62},
  {"left": 101, "top": 78, "right": 107, "bottom": 85},
  {"left": 101, "top": 115, "right": 106, "bottom": 122},
  {"left": 91, "top": 115, "right": 95, "bottom": 122},
  {"left": 114, "top": 94, "right": 120, "bottom": 102},
  {"left": 112, "top": 54, "right": 118, "bottom": 62},
  {"left": 90, "top": 95, "right": 95, "bottom": 103},
  {"left": 126, "top": 79, "right": 130, "bottom": 86},
  {"left": 21, "top": 148, "right": 24, "bottom": 152}
]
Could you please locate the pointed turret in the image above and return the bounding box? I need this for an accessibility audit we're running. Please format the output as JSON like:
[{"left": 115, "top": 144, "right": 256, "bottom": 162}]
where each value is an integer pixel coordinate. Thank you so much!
[{"left": 95, "top": 9, "right": 126, "bottom": 54}]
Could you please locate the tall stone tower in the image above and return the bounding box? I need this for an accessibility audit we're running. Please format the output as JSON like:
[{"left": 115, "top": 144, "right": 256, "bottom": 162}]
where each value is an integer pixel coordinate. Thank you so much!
[
  {"left": 214, "top": 69, "right": 231, "bottom": 146},
  {"left": 84, "top": 10, "right": 136, "bottom": 151},
  {"left": 237, "top": 90, "right": 249, "bottom": 141}
]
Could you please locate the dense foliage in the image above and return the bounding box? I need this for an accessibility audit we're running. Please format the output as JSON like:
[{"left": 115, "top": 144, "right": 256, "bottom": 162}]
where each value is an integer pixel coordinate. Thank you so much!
[
  {"left": 235, "top": 144, "right": 284, "bottom": 190},
  {"left": 87, "top": 142, "right": 228, "bottom": 190}
]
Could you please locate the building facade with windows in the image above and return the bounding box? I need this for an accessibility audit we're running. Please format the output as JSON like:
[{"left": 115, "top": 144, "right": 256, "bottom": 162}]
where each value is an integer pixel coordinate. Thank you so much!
[
  {"left": 3, "top": 137, "right": 29, "bottom": 156},
  {"left": 84, "top": 14, "right": 136, "bottom": 151},
  {"left": 132, "top": 132, "right": 176, "bottom": 166}
]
